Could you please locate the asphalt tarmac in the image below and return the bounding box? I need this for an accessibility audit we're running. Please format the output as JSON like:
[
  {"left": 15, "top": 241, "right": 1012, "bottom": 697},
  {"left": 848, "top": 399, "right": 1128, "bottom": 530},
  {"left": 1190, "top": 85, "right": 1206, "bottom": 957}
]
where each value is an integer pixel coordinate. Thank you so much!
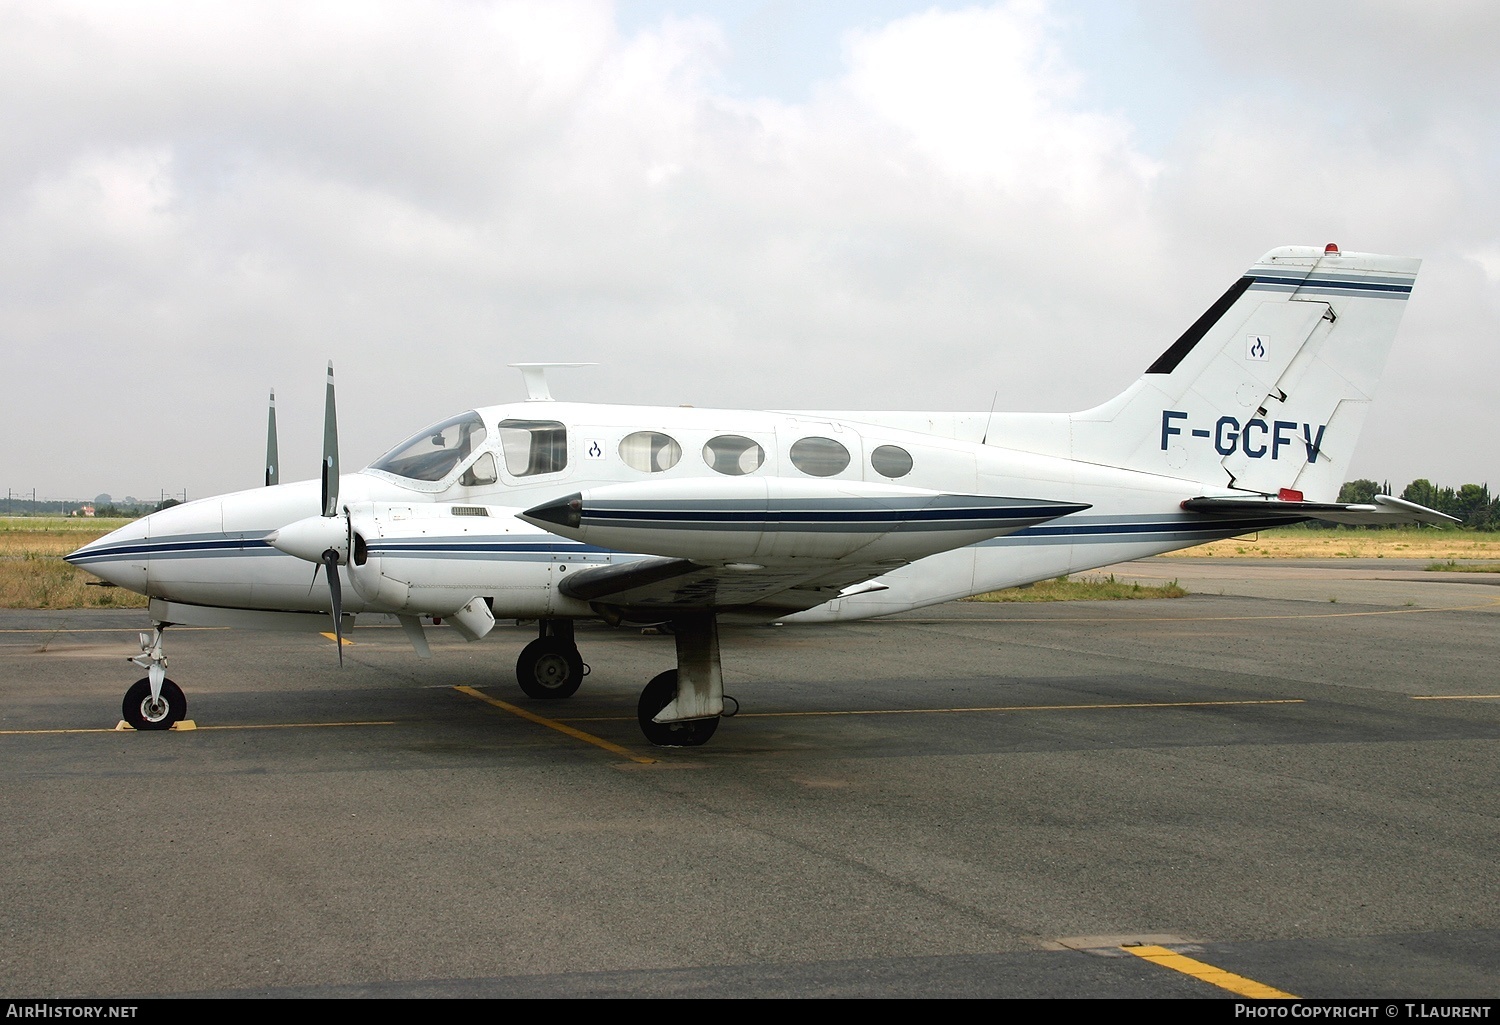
[{"left": 2, "top": 558, "right": 1498, "bottom": 999}]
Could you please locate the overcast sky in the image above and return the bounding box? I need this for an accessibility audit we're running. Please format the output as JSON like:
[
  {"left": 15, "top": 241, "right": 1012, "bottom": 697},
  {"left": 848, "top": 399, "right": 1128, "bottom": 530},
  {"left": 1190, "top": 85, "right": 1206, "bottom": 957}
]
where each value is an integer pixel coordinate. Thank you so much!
[{"left": 3, "top": 0, "right": 1497, "bottom": 502}]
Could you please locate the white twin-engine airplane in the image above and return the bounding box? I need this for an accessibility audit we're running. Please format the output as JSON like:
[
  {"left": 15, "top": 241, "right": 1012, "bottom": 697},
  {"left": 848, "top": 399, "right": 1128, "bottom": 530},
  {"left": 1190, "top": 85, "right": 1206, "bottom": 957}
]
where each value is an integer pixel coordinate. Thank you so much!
[{"left": 70, "top": 244, "right": 1454, "bottom": 747}]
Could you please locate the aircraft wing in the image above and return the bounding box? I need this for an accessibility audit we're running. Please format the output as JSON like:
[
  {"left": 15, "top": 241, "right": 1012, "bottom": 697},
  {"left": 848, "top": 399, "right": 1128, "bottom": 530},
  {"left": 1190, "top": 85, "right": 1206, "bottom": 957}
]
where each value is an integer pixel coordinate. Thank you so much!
[
  {"left": 524, "top": 477, "right": 1088, "bottom": 617},
  {"left": 1182, "top": 493, "right": 1458, "bottom": 526},
  {"left": 558, "top": 554, "right": 910, "bottom": 616}
]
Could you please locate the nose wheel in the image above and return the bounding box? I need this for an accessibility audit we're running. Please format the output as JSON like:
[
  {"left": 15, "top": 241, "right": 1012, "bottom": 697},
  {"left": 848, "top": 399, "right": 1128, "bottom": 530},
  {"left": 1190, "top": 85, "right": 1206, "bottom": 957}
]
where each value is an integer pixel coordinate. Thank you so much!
[{"left": 122, "top": 678, "right": 187, "bottom": 731}]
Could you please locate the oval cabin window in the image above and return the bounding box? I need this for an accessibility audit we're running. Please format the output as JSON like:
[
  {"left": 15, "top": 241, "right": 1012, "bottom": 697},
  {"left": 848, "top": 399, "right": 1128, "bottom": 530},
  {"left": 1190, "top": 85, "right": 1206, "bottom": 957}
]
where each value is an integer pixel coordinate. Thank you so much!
[
  {"left": 788, "top": 437, "right": 850, "bottom": 477},
  {"left": 619, "top": 432, "right": 682, "bottom": 473},
  {"left": 870, "top": 444, "right": 914, "bottom": 479},
  {"left": 703, "top": 435, "right": 765, "bottom": 475}
]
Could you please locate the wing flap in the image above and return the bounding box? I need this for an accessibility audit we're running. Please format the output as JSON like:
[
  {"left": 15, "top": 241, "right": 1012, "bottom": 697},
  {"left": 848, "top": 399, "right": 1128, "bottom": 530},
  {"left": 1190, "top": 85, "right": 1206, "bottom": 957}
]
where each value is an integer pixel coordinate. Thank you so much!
[{"left": 559, "top": 556, "right": 906, "bottom": 615}]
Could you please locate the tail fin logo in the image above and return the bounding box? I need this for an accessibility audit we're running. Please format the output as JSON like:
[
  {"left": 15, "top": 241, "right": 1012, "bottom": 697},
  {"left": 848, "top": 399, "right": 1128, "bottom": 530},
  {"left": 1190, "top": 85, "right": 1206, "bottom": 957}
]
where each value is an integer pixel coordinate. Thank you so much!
[{"left": 1246, "top": 334, "right": 1268, "bottom": 361}]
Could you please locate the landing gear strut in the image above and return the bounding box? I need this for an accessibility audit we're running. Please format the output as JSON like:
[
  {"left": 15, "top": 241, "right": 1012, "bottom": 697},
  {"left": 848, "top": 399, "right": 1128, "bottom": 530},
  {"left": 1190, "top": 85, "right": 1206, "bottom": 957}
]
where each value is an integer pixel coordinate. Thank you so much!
[
  {"left": 515, "top": 619, "right": 587, "bottom": 699},
  {"left": 637, "top": 611, "right": 723, "bottom": 747},
  {"left": 121, "top": 625, "right": 187, "bottom": 730}
]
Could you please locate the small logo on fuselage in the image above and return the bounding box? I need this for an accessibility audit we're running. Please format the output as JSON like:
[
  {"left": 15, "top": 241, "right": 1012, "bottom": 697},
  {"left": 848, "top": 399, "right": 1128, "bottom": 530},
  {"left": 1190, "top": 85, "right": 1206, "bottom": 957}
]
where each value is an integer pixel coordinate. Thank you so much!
[{"left": 1246, "top": 335, "right": 1268, "bottom": 361}]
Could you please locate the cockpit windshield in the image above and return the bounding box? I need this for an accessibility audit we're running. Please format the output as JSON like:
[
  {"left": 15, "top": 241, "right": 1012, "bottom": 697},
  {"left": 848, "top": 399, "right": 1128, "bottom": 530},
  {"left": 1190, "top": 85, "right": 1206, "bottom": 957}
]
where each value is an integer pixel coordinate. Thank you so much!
[{"left": 369, "top": 411, "right": 489, "bottom": 482}]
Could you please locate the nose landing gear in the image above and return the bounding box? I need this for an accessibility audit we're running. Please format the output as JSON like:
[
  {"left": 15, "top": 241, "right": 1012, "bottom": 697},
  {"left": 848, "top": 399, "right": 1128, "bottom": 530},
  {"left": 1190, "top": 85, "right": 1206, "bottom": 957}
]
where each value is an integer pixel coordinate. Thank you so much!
[{"left": 120, "top": 625, "right": 188, "bottom": 730}]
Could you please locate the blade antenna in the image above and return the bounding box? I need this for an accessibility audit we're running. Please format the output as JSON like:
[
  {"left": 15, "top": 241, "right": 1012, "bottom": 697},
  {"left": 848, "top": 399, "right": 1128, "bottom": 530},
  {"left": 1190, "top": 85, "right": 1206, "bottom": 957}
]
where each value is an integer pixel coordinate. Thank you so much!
[{"left": 981, "top": 391, "right": 999, "bottom": 446}]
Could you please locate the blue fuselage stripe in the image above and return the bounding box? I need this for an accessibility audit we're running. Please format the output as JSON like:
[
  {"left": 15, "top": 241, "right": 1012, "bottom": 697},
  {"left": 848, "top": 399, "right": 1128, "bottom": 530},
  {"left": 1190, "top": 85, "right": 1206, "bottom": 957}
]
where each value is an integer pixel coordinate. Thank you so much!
[{"left": 69, "top": 513, "right": 1302, "bottom": 565}]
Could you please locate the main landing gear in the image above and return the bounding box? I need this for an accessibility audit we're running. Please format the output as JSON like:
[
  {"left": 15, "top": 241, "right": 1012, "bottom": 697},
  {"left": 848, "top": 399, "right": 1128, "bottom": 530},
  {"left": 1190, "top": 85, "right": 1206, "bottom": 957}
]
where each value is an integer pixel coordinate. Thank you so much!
[
  {"left": 513, "top": 614, "right": 731, "bottom": 748},
  {"left": 635, "top": 611, "right": 725, "bottom": 748},
  {"left": 121, "top": 625, "right": 187, "bottom": 730},
  {"left": 515, "top": 619, "right": 588, "bottom": 699}
]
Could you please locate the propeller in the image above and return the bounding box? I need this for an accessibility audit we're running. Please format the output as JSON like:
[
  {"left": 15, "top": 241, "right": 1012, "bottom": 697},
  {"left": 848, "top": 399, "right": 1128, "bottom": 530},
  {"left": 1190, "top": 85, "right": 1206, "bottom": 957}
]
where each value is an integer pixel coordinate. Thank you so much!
[
  {"left": 321, "top": 362, "right": 339, "bottom": 517},
  {"left": 320, "top": 361, "right": 345, "bottom": 664},
  {"left": 264, "top": 361, "right": 351, "bottom": 665},
  {"left": 321, "top": 545, "right": 344, "bottom": 666},
  {"left": 265, "top": 389, "right": 279, "bottom": 487}
]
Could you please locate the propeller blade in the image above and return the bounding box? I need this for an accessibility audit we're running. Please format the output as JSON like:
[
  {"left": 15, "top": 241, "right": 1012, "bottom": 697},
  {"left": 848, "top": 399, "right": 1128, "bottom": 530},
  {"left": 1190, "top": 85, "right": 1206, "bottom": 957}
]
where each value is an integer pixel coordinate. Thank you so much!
[
  {"left": 321, "top": 361, "right": 339, "bottom": 517},
  {"left": 265, "top": 388, "right": 279, "bottom": 487},
  {"left": 322, "top": 547, "right": 344, "bottom": 667}
]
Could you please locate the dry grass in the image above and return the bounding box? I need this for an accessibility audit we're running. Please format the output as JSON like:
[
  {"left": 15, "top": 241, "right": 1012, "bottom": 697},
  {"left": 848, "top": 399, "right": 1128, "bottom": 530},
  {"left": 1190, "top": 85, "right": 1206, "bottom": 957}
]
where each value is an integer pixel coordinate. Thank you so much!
[
  {"left": 970, "top": 574, "right": 1188, "bottom": 603},
  {"left": 0, "top": 518, "right": 147, "bottom": 609},
  {"left": 1162, "top": 528, "right": 1500, "bottom": 561}
]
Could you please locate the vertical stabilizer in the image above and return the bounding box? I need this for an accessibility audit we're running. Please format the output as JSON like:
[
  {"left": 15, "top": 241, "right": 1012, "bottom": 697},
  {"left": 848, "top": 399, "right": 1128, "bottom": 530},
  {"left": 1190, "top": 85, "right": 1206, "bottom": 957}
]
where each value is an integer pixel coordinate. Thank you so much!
[{"left": 1069, "top": 245, "right": 1419, "bottom": 500}]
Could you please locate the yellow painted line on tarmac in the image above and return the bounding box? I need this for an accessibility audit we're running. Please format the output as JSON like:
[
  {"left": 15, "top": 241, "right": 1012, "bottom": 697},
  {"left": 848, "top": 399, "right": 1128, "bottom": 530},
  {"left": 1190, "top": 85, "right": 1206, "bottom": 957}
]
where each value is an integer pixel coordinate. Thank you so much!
[
  {"left": 454, "top": 686, "right": 657, "bottom": 765},
  {"left": 1, "top": 720, "right": 395, "bottom": 735},
  {"left": 1411, "top": 694, "right": 1500, "bottom": 701},
  {"left": 899, "top": 595, "right": 1500, "bottom": 625},
  {"left": 561, "top": 698, "right": 1304, "bottom": 723},
  {"left": 1122, "top": 944, "right": 1297, "bottom": 999},
  {"left": 319, "top": 632, "right": 354, "bottom": 645},
  {"left": 0, "top": 626, "right": 228, "bottom": 634},
  {"left": 737, "top": 698, "right": 1304, "bottom": 719},
  {"left": 192, "top": 720, "right": 395, "bottom": 730},
  {"left": 1, "top": 726, "right": 135, "bottom": 735}
]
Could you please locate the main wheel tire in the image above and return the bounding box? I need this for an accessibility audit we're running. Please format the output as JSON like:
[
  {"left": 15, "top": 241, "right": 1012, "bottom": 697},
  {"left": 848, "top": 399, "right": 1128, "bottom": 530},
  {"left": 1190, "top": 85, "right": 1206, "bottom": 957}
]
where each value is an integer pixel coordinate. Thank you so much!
[
  {"left": 122, "top": 678, "right": 186, "bottom": 731},
  {"left": 515, "top": 638, "right": 584, "bottom": 699},
  {"left": 636, "top": 670, "right": 719, "bottom": 747}
]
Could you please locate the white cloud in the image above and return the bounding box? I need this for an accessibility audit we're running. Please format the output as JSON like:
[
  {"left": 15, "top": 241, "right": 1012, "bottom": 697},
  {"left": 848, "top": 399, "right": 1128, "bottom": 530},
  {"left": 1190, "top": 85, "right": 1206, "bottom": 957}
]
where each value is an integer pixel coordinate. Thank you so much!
[
  {"left": 841, "top": 2, "right": 1158, "bottom": 200},
  {"left": 0, "top": 0, "right": 1496, "bottom": 499},
  {"left": 1467, "top": 248, "right": 1500, "bottom": 285}
]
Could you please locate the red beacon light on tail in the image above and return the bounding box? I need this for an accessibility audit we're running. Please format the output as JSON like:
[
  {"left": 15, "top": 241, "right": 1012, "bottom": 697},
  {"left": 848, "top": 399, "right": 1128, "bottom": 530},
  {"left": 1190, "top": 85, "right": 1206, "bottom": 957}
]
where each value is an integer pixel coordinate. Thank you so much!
[{"left": 1325, "top": 243, "right": 1340, "bottom": 255}]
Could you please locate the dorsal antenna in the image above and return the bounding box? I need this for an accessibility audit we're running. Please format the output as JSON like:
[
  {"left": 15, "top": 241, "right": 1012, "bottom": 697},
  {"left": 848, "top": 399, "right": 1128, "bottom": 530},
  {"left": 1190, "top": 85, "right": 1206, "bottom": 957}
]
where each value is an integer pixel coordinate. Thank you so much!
[{"left": 509, "top": 362, "right": 597, "bottom": 401}]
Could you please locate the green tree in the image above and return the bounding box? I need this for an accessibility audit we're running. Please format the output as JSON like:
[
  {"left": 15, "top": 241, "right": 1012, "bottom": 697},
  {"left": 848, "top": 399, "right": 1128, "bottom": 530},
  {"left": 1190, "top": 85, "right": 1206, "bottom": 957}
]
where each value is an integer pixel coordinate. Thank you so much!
[
  {"left": 1402, "top": 479, "right": 1440, "bottom": 509},
  {"left": 1452, "top": 484, "right": 1492, "bottom": 525}
]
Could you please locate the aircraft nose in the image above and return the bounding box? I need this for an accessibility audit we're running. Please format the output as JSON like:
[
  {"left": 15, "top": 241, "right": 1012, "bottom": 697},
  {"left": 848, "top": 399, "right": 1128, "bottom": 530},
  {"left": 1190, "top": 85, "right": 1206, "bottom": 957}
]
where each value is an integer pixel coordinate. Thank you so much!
[{"left": 66, "top": 516, "right": 151, "bottom": 592}]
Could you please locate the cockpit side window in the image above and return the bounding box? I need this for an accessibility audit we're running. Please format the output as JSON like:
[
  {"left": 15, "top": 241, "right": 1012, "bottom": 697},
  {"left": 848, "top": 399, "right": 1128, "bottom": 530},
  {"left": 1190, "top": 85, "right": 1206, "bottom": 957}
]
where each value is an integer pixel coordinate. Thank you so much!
[
  {"left": 460, "top": 451, "right": 498, "bottom": 487},
  {"left": 370, "top": 412, "right": 488, "bottom": 482},
  {"left": 497, "top": 420, "right": 568, "bottom": 477}
]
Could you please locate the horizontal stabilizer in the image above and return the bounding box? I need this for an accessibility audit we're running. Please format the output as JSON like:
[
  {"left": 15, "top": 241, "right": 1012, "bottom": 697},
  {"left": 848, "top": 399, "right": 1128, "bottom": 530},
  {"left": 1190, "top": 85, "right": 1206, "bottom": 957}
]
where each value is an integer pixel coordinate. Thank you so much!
[{"left": 1182, "top": 493, "right": 1458, "bottom": 526}]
